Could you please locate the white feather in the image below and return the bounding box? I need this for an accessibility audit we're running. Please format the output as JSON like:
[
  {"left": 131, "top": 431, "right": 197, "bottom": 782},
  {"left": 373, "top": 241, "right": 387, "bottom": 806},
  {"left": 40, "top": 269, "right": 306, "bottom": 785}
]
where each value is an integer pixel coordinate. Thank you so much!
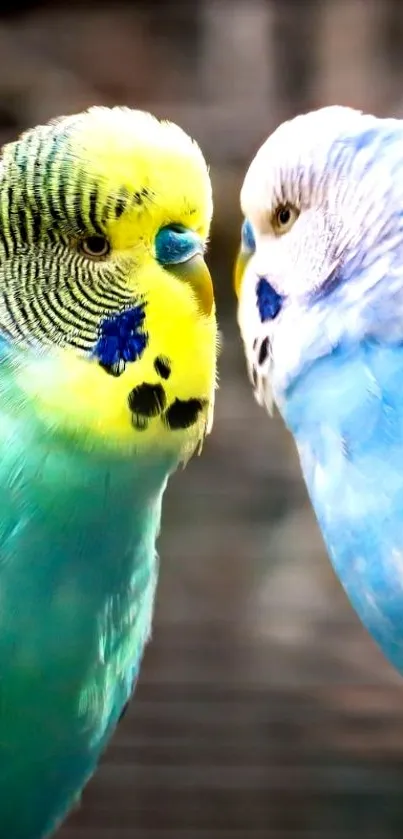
[{"left": 237, "top": 105, "right": 403, "bottom": 406}]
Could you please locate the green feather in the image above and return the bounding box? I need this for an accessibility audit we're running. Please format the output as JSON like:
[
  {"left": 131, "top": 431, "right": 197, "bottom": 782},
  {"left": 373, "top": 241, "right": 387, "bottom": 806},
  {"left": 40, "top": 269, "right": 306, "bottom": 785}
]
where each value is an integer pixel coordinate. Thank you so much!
[{"left": 0, "top": 347, "right": 177, "bottom": 838}]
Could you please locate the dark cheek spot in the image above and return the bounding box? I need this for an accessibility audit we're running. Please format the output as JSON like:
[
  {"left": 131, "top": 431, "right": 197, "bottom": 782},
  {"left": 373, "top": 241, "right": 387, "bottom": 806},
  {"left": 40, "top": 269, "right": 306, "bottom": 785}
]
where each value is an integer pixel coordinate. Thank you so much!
[
  {"left": 164, "top": 398, "right": 206, "bottom": 430},
  {"left": 154, "top": 356, "right": 171, "bottom": 380},
  {"left": 126, "top": 356, "right": 205, "bottom": 436},
  {"left": 131, "top": 415, "right": 150, "bottom": 432},
  {"left": 128, "top": 383, "right": 166, "bottom": 418},
  {"left": 258, "top": 336, "right": 270, "bottom": 366}
]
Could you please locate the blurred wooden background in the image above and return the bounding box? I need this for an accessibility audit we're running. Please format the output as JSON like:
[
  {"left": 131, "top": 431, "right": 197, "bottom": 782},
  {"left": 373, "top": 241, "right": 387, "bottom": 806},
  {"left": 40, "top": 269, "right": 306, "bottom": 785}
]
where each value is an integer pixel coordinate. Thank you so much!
[{"left": 3, "top": 0, "right": 403, "bottom": 836}]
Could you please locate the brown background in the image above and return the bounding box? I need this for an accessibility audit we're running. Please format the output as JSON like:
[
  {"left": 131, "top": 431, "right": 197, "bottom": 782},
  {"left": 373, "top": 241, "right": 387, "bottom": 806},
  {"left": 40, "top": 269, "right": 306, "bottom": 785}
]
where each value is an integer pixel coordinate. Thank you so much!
[{"left": 3, "top": 1, "right": 403, "bottom": 836}]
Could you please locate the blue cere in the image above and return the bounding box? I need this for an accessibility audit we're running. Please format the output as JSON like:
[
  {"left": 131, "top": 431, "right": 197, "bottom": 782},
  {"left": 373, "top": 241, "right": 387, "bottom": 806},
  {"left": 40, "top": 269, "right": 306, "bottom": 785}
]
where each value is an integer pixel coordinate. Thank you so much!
[{"left": 155, "top": 225, "right": 203, "bottom": 266}]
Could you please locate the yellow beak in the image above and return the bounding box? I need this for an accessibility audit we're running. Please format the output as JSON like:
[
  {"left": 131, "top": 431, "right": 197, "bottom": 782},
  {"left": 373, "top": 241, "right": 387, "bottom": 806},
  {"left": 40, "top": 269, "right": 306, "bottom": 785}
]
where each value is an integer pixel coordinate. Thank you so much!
[
  {"left": 168, "top": 254, "right": 214, "bottom": 317},
  {"left": 234, "top": 247, "right": 252, "bottom": 299}
]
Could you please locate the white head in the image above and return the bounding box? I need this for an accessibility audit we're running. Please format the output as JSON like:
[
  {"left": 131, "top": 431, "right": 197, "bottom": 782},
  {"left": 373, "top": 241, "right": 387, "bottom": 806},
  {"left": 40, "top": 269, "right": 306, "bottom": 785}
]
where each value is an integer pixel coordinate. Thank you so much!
[{"left": 235, "top": 106, "right": 403, "bottom": 412}]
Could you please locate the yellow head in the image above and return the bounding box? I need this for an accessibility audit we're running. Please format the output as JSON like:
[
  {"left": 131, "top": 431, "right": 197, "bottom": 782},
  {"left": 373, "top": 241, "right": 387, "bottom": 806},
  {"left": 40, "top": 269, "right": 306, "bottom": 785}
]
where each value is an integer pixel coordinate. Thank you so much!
[{"left": 0, "top": 106, "right": 218, "bottom": 461}]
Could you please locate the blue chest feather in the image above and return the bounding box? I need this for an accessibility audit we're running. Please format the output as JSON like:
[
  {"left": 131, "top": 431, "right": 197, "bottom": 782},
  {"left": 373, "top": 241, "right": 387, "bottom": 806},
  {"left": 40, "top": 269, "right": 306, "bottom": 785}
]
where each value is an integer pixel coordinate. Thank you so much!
[
  {"left": 284, "top": 340, "right": 403, "bottom": 674},
  {"left": 0, "top": 408, "right": 174, "bottom": 838}
]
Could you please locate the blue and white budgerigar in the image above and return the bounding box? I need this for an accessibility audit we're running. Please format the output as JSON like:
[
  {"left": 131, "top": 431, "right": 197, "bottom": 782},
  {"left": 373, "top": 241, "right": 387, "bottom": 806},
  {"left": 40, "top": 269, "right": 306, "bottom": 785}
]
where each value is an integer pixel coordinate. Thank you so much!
[
  {"left": 235, "top": 105, "right": 403, "bottom": 677},
  {"left": 0, "top": 106, "right": 217, "bottom": 838}
]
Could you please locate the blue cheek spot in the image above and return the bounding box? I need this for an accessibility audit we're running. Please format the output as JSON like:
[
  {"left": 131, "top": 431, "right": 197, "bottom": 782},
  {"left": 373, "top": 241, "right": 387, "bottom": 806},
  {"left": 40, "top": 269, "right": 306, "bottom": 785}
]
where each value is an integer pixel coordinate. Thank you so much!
[
  {"left": 93, "top": 304, "right": 148, "bottom": 374},
  {"left": 256, "top": 277, "right": 284, "bottom": 322},
  {"left": 241, "top": 219, "right": 256, "bottom": 253},
  {"left": 155, "top": 224, "right": 203, "bottom": 266}
]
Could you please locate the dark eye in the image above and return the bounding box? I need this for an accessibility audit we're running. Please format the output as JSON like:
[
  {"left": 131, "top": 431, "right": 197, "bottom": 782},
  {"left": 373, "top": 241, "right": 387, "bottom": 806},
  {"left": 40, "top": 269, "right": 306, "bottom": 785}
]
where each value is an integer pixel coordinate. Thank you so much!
[
  {"left": 272, "top": 203, "right": 299, "bottom": 235},
  {"left": 155, "top": 224, "right": 203, "bottom": 266},
  {"left": 278, "top": 208, "right": 290, "bottom": 225},
  {"left": 79, "top": 235, "right": 110, "bottom": 259}
]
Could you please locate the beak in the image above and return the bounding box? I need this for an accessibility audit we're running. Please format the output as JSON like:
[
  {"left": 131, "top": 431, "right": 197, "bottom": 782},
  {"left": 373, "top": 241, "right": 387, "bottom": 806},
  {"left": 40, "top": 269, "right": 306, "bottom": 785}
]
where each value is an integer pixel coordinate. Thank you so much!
[
  {"left": 170, "top": 254, "right": 214, "bottom": 317},
  {"left": 234, "top": 246, "right": 252, "bottom": 299}
]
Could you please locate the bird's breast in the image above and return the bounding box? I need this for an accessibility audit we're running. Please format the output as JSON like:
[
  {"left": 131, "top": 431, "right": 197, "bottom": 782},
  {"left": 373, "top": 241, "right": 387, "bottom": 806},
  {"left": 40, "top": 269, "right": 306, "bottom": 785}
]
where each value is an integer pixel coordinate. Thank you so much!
[
  {"left": 0, "top": 423, "right": 169, "bottom": 837},
  {"left": 284, "top": 340, "right": 403, "bottom": 674}
]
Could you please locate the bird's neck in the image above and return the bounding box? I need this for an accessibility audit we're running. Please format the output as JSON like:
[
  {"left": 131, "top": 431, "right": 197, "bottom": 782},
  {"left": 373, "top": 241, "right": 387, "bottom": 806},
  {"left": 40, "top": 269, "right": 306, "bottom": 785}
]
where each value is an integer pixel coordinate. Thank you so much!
[{"left": 281, "top": 340, "right": 375, "bottom": 442}]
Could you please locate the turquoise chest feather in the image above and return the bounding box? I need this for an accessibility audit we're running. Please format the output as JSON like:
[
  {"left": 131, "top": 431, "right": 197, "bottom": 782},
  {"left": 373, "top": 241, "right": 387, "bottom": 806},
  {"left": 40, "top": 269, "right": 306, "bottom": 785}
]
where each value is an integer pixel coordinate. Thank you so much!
[{"left": 0, "top": 373, "right": 176, "bottom": 839}]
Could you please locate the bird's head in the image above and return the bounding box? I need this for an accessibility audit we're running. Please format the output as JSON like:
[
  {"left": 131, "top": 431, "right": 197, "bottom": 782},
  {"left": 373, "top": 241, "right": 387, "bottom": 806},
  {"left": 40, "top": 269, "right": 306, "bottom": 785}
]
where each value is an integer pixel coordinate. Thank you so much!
[
  {"left": 0, "top": 106, "right": 218, "bottom": 461},
  {"left": 234, "top": 105, "right": 403, "bottom": 414}
]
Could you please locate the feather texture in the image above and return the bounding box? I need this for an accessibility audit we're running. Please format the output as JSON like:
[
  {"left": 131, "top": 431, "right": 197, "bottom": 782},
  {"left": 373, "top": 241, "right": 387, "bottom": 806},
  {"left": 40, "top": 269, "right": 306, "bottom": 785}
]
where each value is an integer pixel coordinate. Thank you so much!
[
  {"left": 0, "top": 106, "right": 217, "bottom": 837},
  {"left": 235, "top": 105, "right": 403, "bottom": 679}
]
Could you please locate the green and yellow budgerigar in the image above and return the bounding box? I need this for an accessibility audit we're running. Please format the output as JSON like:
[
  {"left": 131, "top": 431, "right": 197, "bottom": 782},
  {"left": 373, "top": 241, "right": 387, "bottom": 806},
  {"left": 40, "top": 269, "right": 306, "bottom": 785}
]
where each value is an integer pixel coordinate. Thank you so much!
[{"left": 0, "top": 106, "right": 217, "bottom": 838}]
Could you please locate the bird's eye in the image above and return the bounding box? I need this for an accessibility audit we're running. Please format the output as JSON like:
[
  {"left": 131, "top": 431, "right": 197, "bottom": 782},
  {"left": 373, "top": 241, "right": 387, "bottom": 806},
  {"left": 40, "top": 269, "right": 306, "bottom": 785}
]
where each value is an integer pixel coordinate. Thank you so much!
[
  {"left": 272, "top": 203, "right": 299, "bottom": 235},
  {"left": 241, "top": 219, "right": 256, "bottom": 253},
  {"left": 155, "top": 224, "right": 203, "bottom": 266},
  {"left": 79, "top": 235, "right": 110, "bottom": 259}
]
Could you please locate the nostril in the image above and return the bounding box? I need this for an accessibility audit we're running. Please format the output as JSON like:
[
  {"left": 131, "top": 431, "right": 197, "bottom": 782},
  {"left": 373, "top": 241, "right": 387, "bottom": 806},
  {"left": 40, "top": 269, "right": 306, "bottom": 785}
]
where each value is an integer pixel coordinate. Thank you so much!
[{"left": 256, "top": 277, "right": 284, "bottom": 322}]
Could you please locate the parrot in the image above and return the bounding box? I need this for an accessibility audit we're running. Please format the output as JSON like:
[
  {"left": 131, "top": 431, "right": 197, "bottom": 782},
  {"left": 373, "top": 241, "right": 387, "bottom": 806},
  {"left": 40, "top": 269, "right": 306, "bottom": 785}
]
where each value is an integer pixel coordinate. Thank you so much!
[
  {"left": 0, "top": 105, "right": 217, "bottom": 838},
  {"left": 234, "top": 104, "right": 403, "bottom": 679}
]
